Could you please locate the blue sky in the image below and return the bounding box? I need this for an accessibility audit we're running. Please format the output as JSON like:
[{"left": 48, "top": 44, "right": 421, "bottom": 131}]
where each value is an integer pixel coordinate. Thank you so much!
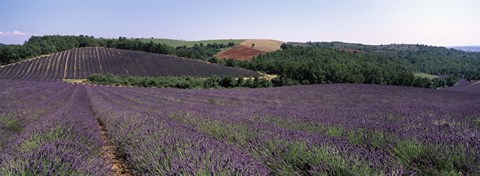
[{"left": 1, "top": 0, "right": 479, "bottom": 46}]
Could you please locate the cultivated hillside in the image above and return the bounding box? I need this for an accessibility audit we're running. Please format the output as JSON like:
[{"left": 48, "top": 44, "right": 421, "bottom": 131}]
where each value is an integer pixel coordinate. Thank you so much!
[
  {"left": 216, "top": 45, "right": 266, "bottom": 61},
  {"left": 241, "top": 39, "right": 284, "bottom": 52},
  {"left": 216, "top": 39, "right": 284, "bottom": 60},
  {"left": 0, "top": 47, "right": 259, "bottom": 80}
]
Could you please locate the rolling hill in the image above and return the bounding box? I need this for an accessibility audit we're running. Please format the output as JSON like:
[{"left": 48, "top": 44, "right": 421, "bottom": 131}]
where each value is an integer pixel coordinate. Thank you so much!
[
  {"left": 135, "top": 38, "right": 285, "bottom": 60},
  {"left": 285, "top": 41, "right": 480, "bottom": 77},
  {"left": 0, "top": 47, "right": 259, "bottom": 80}
]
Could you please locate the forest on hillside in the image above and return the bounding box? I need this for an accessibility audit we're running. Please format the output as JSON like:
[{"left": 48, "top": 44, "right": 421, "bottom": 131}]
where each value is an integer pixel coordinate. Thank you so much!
[
  {"left": 303, "top": 42, "right": 480, "bottom": 78},
  {"left": 221, "top": 45, "right": 464, "bottom": 88}
]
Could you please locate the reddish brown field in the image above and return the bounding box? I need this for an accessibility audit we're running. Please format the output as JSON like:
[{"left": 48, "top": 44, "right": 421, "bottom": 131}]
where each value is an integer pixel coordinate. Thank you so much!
[
  {"left": 216, "top": 39, "right": 284, "bottom": 60},
  {"left": 216, "top": 45, "right": 266, "bottom": 60}
]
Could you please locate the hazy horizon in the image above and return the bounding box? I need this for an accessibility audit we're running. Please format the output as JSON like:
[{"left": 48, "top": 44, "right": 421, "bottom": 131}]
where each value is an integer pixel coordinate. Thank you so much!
[{"left": 1, "top": 0, "right": 479, "bottom": 46}]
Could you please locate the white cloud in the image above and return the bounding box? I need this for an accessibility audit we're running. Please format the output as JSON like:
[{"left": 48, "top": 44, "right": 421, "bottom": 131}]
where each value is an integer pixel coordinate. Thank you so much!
[{"left": 0, "top": 30, "right": 29, "bottom": 36}]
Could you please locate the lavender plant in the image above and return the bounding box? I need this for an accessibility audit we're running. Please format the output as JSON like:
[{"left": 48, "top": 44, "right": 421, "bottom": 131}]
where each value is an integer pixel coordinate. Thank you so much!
[{"left": 86, "top": 84, "right": 480, "bottom": 175}]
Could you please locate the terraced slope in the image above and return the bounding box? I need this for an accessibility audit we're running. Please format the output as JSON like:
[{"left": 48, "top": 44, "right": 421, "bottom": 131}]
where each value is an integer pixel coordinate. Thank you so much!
[{"left": 0, "top": 47, "right": 258, "bottom": 80}]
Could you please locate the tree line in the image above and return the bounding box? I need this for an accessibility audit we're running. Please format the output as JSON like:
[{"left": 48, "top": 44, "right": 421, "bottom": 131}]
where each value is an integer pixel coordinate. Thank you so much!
[{"left": 87, "top": 74, "right": 272, "bottom": 89}]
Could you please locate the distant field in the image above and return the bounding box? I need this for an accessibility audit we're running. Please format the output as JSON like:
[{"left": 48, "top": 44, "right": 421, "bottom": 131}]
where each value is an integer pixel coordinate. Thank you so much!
[
  {"left": 132, "top": 38, "right": 284, "bottom": 60},
  {"left": 414, "top": 73, "right": 439, "bottom": 79},
  {"left": 135, "top": 38, "right": 244, "bottom": 47},
  {"left": 216, "top": 45, "right": 265, "bottom": 60},
  {"left": 241, "top": 39, "right": 284, "bottom": 52},
  {"left": 217, "top": 39, "right": 284, "bottom": 60}
]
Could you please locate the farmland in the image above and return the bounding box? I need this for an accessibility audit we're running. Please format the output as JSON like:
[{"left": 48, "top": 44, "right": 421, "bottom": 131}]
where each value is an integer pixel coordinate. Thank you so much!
[
  {"left": 216, "top": 39, "right": 284, "bottom": 60},
  {"left": 1, "top": 41, "right": 479, "bottom": 175},
  {"left": 216, "top": 45, "right": 266, "bottom": 60},
  {"left": 0, "top": 47, "right": 258, "bottom": 80},
  {"left": 1, "top": 78, "right": 479, "bottom": 175},
  {"left": 241, "top": 39, "right": 284, "bottom": 52},
  {"left": 2, "top": 0, "right": 480, "bottom": 175},
  {"left": 1, "top": 36, "right": 480, "bottom": 175},
  {"left": 135, "top": 38, "right": 284, "bottom": 60}
]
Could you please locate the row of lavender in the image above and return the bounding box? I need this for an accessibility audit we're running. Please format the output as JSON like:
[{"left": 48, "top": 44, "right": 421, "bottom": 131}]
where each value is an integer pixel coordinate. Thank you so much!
[
  {"left": 443, "top": 80, "right": 480, "bottom": 94},
  {"left": 87, "top": 84, "right": 480, "bottom": 175},
  {"left": 0, "top": 80, "right": 111, "bottom": 175},
  {"left": 0, "top": 47, "right": 258, "bottom": 80},
  {"left": 2, "top": 78, "right": 479, "bottom": 175}
]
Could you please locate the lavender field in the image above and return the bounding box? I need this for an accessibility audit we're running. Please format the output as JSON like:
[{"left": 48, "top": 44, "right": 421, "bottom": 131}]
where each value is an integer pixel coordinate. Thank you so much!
[
  {"left": 0, "top": 79, "right": 479, "bottom": 175},
  {"left": 0, "top": 47, "right": 258, "bottom": 80}
]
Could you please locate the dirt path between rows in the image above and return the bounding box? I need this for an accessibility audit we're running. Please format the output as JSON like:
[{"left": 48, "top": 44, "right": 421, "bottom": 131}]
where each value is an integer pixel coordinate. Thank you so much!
[
  {"left": 97, "top": 118, "right": 133, "bottom": 176},
  {"left": 86, "top": 85, "right": 133, "bottom": 176}
]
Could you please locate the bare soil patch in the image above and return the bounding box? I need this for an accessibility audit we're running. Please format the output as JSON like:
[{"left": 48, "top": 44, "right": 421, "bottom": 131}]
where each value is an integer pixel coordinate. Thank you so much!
[
  {"left": 63, "top": 79, "right": 87, "bottom": 84},
  {"left": 216, "top": 45, "right": 266, "bottom": 60},
  {"left": 97, "top": 118, "right": 132, "bottom": 176},
  {"left": 241, "top": 39, "right": 284, "bottom": 52}
]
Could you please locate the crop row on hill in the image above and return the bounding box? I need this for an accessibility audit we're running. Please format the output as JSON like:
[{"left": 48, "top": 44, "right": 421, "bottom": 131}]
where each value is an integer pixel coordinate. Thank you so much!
[
  {"left": 0, "top": 35, "right": 241, "bottom": 65},
  {"left": 0, "top": 47, "right": 258, "bottom": 80},
  {"left": 1, "top": 79, "right": 479, "bottom": 175}
]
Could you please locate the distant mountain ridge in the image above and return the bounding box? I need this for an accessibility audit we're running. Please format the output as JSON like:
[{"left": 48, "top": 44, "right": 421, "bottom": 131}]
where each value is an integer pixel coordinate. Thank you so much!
[
  {"left": 288, "top": 41, "right": 451, "bottom": 53},
  {"left": 451, "top": 46, "right": 480, "bottom": 52}
]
